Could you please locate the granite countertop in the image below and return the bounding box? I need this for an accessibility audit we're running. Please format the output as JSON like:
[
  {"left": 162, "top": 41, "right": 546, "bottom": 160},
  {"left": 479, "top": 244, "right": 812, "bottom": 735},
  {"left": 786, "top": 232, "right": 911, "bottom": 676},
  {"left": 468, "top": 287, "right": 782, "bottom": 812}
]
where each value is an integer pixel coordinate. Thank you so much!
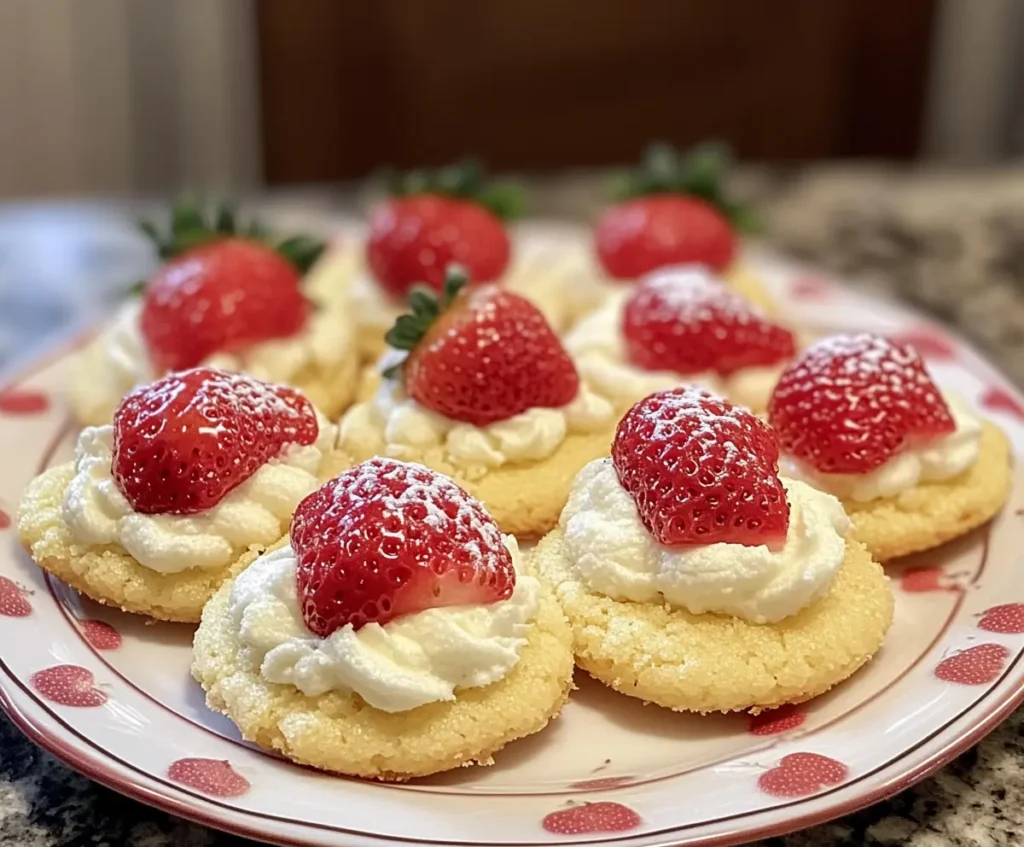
[{"left": 2, "top": 167, "right": 1024, "bottom": 846}]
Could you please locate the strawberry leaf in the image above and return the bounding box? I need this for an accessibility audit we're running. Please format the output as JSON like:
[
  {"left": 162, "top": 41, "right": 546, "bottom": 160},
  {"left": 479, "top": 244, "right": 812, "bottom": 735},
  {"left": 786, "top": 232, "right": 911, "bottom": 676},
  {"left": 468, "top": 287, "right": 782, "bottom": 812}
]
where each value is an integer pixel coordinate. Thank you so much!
[
  {"left": 383, "top": 267, "right": 469, "bottom": 368},
  {"left": 381, "top": 160, "right": 524, "bottom": 220}
]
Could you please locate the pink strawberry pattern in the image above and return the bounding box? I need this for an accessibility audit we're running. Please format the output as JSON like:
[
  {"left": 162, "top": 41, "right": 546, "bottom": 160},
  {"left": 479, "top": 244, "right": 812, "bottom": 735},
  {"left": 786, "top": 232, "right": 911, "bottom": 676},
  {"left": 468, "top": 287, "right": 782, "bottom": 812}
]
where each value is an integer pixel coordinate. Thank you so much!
[
  {"left": 542, "top": 802, "right": 641, "bottom": 835},
  {"left": 80, "top": 620, "right": 121, "bottom": 650},
  {"left": 167, "top": 758, "right": 250, "bottom": 797},
  {"left": 789, "top": 275, "right": 831, "bottom": 301},
  {"left": 749, "top": 704, "right": 806, "bottom": 736},
  {"left": 757, "top": 752, "right": 848, "bottom": 797},
  {"left": 977, "top": 604, "right": 1024, "bottom": 634},
  {"left": 889, "top": 328, "right": 957, "bottom": 360},
  {"left": 981, "top": 386, "right": 1024, "bottom": 422},
  {"left": 0, "top": 577, "right": 31, "bottom": 617},
  {"left": 0, "top": 388, "right": 50, "bottom": 415},
  {"left": 30, "top": 665, "right": 107, "bottom": 707},
  {"left": 0, "top": 508, "right": 10, "bottom": 530},
  {"left": 935, "top": 644, "right": 1010, "bottom": 685},
  {"left": 901, "top": 567, "right": 959, "bottom": 594}
]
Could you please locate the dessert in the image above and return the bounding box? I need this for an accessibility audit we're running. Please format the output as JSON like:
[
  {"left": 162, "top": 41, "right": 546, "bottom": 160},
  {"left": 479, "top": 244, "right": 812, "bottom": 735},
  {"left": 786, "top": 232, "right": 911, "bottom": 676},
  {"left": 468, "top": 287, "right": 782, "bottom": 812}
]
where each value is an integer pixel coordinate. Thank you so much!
[
  {"left": 338, "top": 268, "right": 618, "bottom": 536},
  {"left": 18, "top": 368, "right": 341, "bottom": 622},
  {"left": 71, "top": 201, "right": 359, "bottom": 426},
  {"left": 769, "top": 333, "right": 1011, "bottom": 561},
  {"left": 565, "top": 265, "right": 796, "bottom": 413},
  {"left": 534, "top": 387, "right": 893, "bottom": 713},
  {"left": 191, "top": 457, "right": 575, "bottom": 780},
  {"left": 587, "top": 142, "right": 775, "bottom": 314}
]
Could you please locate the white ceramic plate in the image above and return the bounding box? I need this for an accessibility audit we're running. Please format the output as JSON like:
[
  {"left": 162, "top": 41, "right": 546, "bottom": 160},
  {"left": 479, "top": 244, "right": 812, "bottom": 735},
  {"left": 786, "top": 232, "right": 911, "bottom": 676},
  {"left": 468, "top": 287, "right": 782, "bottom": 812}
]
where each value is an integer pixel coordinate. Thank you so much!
[{"left": 2, "top": 248, "right": 1024, "bottom": 847}]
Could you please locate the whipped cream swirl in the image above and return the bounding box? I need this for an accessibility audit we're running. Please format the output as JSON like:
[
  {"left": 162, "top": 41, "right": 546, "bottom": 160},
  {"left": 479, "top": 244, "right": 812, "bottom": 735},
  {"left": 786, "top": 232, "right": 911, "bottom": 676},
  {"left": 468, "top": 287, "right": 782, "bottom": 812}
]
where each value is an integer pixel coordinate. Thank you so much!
[
  {"left": 229, "top": 537, "right": 539, "bottom": 712},
  {"left": 62, "top": 416, "right": 336, "bottom": 573},
  {"left": 560, "top": 459, "right": 850, "bottom": 623}
]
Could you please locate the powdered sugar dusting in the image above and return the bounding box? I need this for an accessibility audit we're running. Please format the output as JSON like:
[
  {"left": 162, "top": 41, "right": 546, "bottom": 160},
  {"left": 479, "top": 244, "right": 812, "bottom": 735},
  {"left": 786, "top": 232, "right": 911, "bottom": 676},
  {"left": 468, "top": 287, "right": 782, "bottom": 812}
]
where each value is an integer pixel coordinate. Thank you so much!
[{"left": 639, "top": 266, "right": 762, "bottom": 325}]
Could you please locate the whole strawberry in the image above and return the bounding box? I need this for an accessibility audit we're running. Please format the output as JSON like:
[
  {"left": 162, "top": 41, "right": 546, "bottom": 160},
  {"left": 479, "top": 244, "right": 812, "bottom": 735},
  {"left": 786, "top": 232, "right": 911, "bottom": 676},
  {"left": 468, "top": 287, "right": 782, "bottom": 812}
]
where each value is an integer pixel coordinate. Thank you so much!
[
  {"left": 113, "top": 367, "right": 318, "bottom": 515},
  {"left": 367, "top": 160, "right": 521, "bottom": 299},
  {"left": 385, "top": 267, "right": 580, "bottom": 426},
  {"left": 292, "top": 458, "right": 516, "bottom": 635},
  {"left": 768, "top": 333, "right": 956, "bottom": 475},
  {"left": 595, "top": 142, "right": 751, "bottom": 280},
  {"left": 612, "top": 387, "right": 790, "bottom": 547},
  {"left": 622, "top": 267, "right": 795, "bottom": 374},
  {"left": 137, "top": 199, "right": 325, "bottom": 373}
]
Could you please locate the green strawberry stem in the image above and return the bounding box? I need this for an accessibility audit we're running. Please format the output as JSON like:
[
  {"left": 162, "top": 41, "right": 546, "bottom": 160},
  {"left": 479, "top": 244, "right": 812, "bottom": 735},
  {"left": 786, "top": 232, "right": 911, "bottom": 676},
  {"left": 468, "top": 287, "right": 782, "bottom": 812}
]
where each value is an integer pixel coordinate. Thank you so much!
[
  {"left": 608, "top": 141, "right": 758, "bottom": 233},
  {"left": 136, "top": 197, "right": 326, "bottom": 275},
  {"left": 382, "top": 266, "right": 469, "bottom": 379},
  {"left": 380, "top": 159, "right": 525, "bottom": 220}
]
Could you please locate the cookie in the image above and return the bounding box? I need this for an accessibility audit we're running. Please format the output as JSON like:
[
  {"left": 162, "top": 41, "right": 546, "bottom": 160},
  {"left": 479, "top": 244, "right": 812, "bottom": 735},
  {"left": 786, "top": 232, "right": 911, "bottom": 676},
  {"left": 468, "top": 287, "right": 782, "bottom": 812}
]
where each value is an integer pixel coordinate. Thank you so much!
[
  {"left": 533, "top": 529, "right": 893, "bottom": 713},
  {"left": 844, "top": 420, "right": 1012, "bottom": 561},
  {"left": 191, "top": 557, "right": 576, "bottom": 781},
  {"left": 17, "top": 465, "right": 268, "bottom": 622}
]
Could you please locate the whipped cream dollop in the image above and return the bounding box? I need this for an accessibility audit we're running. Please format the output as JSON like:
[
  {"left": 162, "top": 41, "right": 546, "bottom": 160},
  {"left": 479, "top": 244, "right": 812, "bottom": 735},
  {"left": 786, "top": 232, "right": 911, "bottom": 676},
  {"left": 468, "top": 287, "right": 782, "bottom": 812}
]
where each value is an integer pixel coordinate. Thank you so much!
[
  {"left": 340, "top": 360, "right": 615, "bottom": 472},
  {"left": 564, "top": 283, "right": 785, "bottom": 412},
  {"left": 560, "top": 459, "right": 850, "bottom": 623},
  {"left": 72, "top": 287, "right": 355, "bottom": 423},
  {"left": 781, "top": 395, "right": 983, "bottom": 502},
  {"left": 62, "top": 416, "right": 337, "bottom": 573},
  {"left": 229, "top": 537, "right": 539, "bottom": 712}
]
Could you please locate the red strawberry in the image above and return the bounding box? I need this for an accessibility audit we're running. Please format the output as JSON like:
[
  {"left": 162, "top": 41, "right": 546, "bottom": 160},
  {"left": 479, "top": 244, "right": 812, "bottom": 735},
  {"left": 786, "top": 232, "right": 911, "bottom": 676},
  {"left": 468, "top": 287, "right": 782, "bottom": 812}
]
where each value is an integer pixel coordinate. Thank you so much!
[
  {"left": 935, "top": 643, "right": 1010, "bottom": 685},
  {"left": 81, "top": 620, "right": 122, "bottom": 650},
  {"left": 140, "top": 239, "right": 308, "bottom": 372},
  {"left": 622, "top": 267, "right": 795, "bottom": 375},
  {"left": 367, "top": 196, "right": 510, "bottom": 299},
  {"left": 757, "top": 753, "right": 848, "bottom": 797},
  {"left": 112, "top": 367, "right": 318, "bottom": 515},
  {"left": 542, "top": 802, "right": 641, "bottom": 835},
  {"left": 749, "top": 704, "right": 806, "bottom": 736},
  {"left": 0, "top": 577, "right": 31, "bottom": 617},
  {"left": 0, "top": 388, "right": 50, "bottom": 415},
  {"left": 167, "top": 759, "right": 250, "bottom": 797},
  {"left": 292, "top": 458, "right": 516, "bottom": 635},
  {"left": 595, "top": 195, "right": 735, "bottom": 279},
  {"left": 389, "top": 269, "right": 579, "bottom": 427},
  {"left": 768, "top": 333, "right": 955, "bottom": 475},
  {"left": 978, "top": 604, "right": 1024, "bottom": 634},
  {"left": 981, "top": 386, "right": 1024, "bottom": 422},
  {"left": 30, "top": 665, "right": 107, "bottom": 707},
  {"left": 611, "top": 388, "right": 789, "bottom": 547}
]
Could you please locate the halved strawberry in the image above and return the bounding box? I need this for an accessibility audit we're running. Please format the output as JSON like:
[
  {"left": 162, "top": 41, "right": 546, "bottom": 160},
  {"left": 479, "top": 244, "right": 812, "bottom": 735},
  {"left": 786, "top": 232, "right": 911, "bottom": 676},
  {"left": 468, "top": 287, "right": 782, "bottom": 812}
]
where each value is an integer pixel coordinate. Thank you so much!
[
  {"left": 595, "top": 143, "right": 750, "bottom": 280},
  {"left": 622, "top": 267, "right": 795, "bottom": 375},
  {"left": 112, "top": 367, "right": 318, "bottom": 515},
  {"left": 385, "top": 267, "right": 580, "bottom": 426},
  {"left": 292, "top": 458, "right": 515, "bottom": 635},
  {"left": 367, "top": 161, "right": 520, "bottom": 299},
  {"left": 611, "top": 387, "right": 789, "bottom": 547},
  {"left": 768, "top": 333, "right": 956, "bottom": 474},
  {"left": 136, "top": 199, "right": 325, "bottom": 373}
]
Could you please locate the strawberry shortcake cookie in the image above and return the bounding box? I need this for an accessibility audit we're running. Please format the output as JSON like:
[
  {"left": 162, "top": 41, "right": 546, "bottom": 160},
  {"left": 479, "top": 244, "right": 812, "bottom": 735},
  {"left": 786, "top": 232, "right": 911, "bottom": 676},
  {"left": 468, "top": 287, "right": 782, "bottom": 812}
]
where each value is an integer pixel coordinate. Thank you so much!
[
  {"left": 769, "top": 334, "right": 1011, "bottom": 561},
  {"left": 315, "top": 161, "right": 583, "bottom": 362},
  {"left": 565, "top": 265, "right": 796, "bottom": 413},
  {"left": 71, "top": 201, "right": 359, "bottom": 426},
  {"left": 192, "top": 458, "right": 574, "bottom": 780},
  {"left": 586, "top": 142, "right": 775, "bottom": 315},
  {"left": 534, "top": 387, "right": 893, "bottom": 713},
  {"left": 338, "top": 268, "right": 617, "bottom": 536},
  {"left": 19, "top": 368, "right": 341, "bottom": 622}
]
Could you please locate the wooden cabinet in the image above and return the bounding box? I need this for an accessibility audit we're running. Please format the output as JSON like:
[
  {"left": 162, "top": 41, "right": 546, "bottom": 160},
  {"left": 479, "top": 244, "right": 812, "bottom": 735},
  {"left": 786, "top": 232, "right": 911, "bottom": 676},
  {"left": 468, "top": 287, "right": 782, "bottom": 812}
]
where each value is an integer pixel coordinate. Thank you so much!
[{"left": 257, "top": 0, "right": 937, "bottom": 183}]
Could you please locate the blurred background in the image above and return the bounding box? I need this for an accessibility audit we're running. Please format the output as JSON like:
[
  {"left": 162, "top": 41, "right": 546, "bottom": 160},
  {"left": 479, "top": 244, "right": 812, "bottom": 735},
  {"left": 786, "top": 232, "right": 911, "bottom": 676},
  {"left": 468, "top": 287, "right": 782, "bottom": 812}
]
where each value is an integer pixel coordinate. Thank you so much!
[
  {"left": 0, "top": 0, "right": 1020, "bottom": 195},
  {"left": 2, "top": 0, "right": 1024, "bottom": 373}
]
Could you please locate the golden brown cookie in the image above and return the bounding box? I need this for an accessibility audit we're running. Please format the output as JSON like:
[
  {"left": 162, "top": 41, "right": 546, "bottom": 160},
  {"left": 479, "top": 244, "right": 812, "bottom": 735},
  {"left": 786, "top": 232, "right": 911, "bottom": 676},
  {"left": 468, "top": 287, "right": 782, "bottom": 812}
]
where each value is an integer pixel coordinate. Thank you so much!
[
  {"left": 17, "top": 465, "right": 270, "bottom": 622},
  {"left": 191, "top": 567, "right": 576, "bottom": 781},
  {"left": 533, "top": 529, "right": 893, "bottom": 713},
  {"left": 843, "top": 420, "right": 1012, "bottom": 561}
]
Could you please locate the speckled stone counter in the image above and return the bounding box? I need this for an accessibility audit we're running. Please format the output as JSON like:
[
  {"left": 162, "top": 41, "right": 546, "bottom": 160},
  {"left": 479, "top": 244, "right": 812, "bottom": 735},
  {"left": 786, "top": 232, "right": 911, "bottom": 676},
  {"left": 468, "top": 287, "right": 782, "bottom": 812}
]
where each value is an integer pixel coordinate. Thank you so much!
[{"left": 2, "top": 168, "right": 1024, "bottom": 846}]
